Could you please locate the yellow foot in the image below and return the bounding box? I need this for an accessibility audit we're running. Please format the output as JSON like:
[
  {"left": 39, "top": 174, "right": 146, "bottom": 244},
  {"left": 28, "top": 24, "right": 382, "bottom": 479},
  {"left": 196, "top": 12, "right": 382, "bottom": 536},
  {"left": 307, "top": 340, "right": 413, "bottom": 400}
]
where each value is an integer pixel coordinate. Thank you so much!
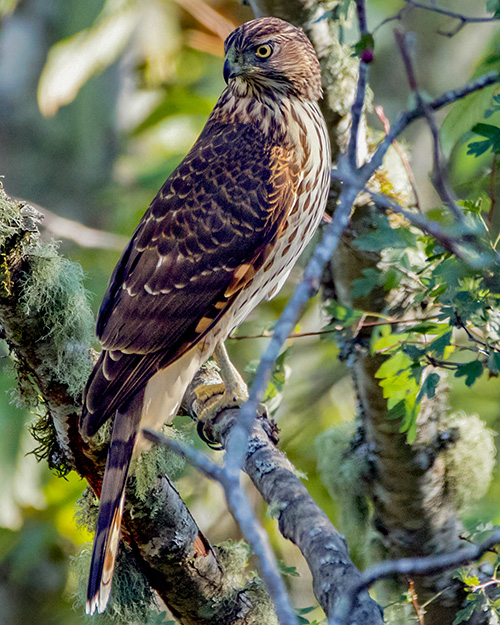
[
  {"left": 194, "top": 382, "right": 225, "bottom": 405},
  {"left": 195, "top": 343, "right": 249, "bottom": 447},
  {"left": 196, "top": 383, "right": 249, "bottom": 449},
  {"left": 197, "top": 382, "right": 249, "bottom": 423}
]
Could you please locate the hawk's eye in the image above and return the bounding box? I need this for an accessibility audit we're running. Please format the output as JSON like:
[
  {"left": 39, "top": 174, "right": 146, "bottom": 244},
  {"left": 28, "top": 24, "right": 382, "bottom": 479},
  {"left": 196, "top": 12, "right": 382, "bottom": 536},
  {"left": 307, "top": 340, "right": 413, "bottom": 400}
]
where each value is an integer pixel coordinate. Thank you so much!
[{"left": 255, "top": 44, "right": 273, "bottom": 59}]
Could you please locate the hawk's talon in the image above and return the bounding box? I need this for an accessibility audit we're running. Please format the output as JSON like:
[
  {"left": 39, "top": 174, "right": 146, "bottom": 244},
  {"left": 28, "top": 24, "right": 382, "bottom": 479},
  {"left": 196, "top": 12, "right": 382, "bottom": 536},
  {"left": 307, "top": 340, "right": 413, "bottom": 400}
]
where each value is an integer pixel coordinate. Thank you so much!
[{"left": 196, "top": 419, "right": 223, "bottom": 450}]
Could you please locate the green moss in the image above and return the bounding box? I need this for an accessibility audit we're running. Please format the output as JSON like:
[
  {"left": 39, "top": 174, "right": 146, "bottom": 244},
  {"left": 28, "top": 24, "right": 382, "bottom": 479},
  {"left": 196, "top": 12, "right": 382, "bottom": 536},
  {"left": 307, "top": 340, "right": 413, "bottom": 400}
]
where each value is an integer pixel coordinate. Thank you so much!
[
  {"left": 72, "top": 543, "right": 160, "bottom": 624},
  {"left": 315, "top": 422, "right": 371, "bottom": 557},
  {"left": 131, "top": 427, "right": 187, "bottom": 512},
  {"left": 242, "top": 578, "right": 278, "bottom": 625},
  {"left": 442, "top": 412, "right": 496, "bottom": 510},
  {"left": 211, "top": 540, "right": 278, "bottom": 625},
  {"left": 216, "top": 539, "right": 251, "bottom": 588},
  {"left": 0, "top": 188, "right": 95, "bottom": 474},
  {"left": 20, "top": 241, "right": 95, "bottom": 400},
  {"left": 75, "top": 487, "right": 100, "bottom": 533},
  {"left": 0, "top": 186, "right": 33, "bottom": 246}
]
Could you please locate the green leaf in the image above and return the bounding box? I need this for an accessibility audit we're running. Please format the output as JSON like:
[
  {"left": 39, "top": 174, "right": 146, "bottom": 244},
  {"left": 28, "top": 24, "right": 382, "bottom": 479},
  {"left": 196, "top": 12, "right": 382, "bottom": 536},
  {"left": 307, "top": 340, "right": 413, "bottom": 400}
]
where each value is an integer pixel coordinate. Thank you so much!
[
  {"left": 487, "top": 351, "right": 500, "bottom": 374},
  {"left": 410, "top": 323, "right": 443, "bottom": 334},
  {"left": 296, "top": 607, "right": 316, "bottom": 615},
  {"left": 430, "top": 330, "right": 452, "bottom": 357},
  {"left": 454, "top": 360, "right": 484, "bottom": 386},
  {"left": 353, "top": 216, "right": 417, "bottom": 252},
  {"left": 402, "top": 343, "right": 425, "bottom": 360},
  {"left": 388, "top": 399, "right": 406, "bottom": 420},
  {"left": 278, "top": 561, "right": 300, "bottom": 578},
  {"left": 486, "top": 0, "right": 500, "bottom": 16},
  {"left": 471, "top": 122, "right": 500, "bottom": 139},
  {"left": 452, "top": 600, "right": 477, "bottom": 625},
  {"left": 351, "top": 268, "right": 381, "bottom": 298},
  {"left": 417, "top": 372, "right": 440, "bottom": 402},
  {"left": 441, "top": 85, "right": 499, "bottom": 156},
  {"left": 404, "top": 412, "right": 418, "bottom": 444},
  {"left": 375, "top": 351, "right": 412, "bottom": 380},
  {"left": 467, "top": 123, "right": 500, "bottom": 156},
  {"left": 352, "top": 33, "right": 375, "bottom": 57},
  {"left": 462, "top": 574, "right": 480, "bottom": 587}
]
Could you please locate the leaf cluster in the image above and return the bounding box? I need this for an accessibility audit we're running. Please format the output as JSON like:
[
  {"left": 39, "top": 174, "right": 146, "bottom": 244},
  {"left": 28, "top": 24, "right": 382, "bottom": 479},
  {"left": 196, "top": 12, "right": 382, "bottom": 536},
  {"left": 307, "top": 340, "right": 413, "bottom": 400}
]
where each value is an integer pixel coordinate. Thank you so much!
[{"left": 325, "top": 201, "right": 500, "bottom": 442}]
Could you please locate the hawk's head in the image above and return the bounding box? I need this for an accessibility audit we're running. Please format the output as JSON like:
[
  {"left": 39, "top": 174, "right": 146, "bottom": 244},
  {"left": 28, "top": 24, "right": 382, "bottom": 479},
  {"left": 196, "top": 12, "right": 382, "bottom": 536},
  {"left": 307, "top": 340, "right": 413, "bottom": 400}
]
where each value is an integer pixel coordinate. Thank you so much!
[{"left": 223, "top": 17, "right": 322, "bottom": 101}]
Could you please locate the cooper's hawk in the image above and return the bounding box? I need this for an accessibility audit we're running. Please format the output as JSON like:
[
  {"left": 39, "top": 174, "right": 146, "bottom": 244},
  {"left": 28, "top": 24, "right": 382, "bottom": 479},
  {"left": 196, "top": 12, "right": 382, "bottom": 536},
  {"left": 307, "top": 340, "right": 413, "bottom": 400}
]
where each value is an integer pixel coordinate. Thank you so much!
[{"left": 80, "top": 16, "right": 331, "bottom": 614}]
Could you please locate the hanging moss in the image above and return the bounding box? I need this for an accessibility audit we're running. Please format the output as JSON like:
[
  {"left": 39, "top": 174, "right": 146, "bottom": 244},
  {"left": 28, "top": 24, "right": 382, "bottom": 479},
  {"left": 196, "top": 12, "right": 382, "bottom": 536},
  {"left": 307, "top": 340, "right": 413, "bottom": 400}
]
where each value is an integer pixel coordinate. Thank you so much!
[
  {"left": 209, "top": 540, "right": 278, "bottom": 625},
  {"left": 75, "top": 487, "right": 100, "bottom": 533},
  {"left": 0, "top": 188, "right": 96, "bottom": 474},
  {"left": 72, "top": 543, "right": 160, "bottom": 625},
  {"left": 315, "top": 422, "right": 372, "bottom": 559},
  {"left": 441, "top": 412, "right": 496, "bottom": 510},
  {"left": 132, "top": 427, "right": 187, "bottom": 514},
  {"left": 74, "top": 486, "right": 161, "bottom": 623},
  {"left": 19, "top": 241, "right": 95, "bottom": 400}
]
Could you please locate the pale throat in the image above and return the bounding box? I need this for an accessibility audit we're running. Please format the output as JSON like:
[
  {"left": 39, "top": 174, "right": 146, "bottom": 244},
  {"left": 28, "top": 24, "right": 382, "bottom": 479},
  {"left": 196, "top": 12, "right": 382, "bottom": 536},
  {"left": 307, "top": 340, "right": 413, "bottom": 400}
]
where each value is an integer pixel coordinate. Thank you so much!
[{"left": 215, "top": 80, "right": 314, "bottom": 150}]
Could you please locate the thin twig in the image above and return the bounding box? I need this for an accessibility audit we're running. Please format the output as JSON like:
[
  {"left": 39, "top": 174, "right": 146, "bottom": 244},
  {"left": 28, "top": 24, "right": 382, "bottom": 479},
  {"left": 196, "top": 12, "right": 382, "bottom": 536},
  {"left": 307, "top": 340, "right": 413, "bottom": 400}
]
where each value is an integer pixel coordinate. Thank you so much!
[
  {"left": 407, "top": 579, "right": 425, "bottom": 625},
  {"left": 403, "top": 0, "right": 500, "bottom": 36},
  {"left": 230, "top": 315, "right": 441, "bottom": 340},
  {"left": 331, "top": 529, "right": 500, "bottom": 625},
  {"left": 347, "top": 0, "right": 371, "bottom": 168},
  {"left": 374, "top": 104, "right": 421, "bottom": 211},
  {"left": 394, "top": 30, "right": 463, "bottom": 222}
]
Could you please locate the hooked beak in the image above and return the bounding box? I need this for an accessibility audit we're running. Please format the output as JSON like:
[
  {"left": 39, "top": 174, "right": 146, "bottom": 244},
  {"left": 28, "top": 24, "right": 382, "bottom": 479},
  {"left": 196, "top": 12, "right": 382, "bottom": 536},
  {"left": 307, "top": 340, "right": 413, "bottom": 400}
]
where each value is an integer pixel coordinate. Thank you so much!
[{"left": 223, "top": 58, "right": 242, "bottom": 84}]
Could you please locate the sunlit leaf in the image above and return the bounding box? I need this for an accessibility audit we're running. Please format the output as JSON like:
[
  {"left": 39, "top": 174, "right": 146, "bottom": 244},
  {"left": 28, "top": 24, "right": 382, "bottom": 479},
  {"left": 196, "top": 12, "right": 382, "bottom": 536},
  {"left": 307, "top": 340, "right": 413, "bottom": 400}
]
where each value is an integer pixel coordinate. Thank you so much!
[
  {"left": 38, "top": 3, "right": 137, "bottom": 116},
  {"left": 441, "top": 86, "right": 500, "bottom": 156},
  {"left": 0, "top": 0, "right": 20, "bottom": 15}
]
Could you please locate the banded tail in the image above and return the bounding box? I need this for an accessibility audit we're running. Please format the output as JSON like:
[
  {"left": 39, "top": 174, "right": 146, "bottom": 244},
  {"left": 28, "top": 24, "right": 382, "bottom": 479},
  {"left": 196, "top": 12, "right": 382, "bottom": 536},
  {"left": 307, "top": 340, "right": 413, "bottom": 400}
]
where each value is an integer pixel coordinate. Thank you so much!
[{"left": 85, "top": 390, "right": 144, "bottom": 615}]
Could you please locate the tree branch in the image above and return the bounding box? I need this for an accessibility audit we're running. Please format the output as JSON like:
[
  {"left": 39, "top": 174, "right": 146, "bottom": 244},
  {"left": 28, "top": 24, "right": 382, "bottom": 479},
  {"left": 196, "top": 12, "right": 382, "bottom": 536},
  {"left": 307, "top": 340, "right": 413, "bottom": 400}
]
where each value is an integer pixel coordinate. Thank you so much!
[
  {"left": 0, "top": 186, "right": 261, "bottom": 625},
  {"left": 144, "top": 364, "right": 384, "bottom": 625}
]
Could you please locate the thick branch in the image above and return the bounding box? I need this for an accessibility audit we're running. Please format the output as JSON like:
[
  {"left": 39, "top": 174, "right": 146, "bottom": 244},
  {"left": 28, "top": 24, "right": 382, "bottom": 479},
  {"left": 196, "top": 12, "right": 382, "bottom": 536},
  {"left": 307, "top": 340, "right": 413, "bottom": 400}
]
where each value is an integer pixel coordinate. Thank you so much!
[{"left": 0, "top": 187, "right": 257, "bottom": 625}]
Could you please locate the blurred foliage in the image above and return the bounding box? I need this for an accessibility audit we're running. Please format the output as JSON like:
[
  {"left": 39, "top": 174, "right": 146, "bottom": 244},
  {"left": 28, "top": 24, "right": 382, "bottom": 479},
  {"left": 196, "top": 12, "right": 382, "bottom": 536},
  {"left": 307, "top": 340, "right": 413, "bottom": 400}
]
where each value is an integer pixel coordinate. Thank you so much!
[{"left": 1, "top": 0, "right": 500, "bottom": 624}]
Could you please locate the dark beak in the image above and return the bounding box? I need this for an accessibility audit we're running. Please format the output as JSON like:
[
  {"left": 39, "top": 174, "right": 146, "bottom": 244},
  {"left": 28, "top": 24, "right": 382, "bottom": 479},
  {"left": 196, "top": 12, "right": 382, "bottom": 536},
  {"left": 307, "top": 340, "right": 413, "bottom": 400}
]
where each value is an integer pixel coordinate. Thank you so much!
[{"left": 223, "top": 59, "right": 232, "bottom": 84}]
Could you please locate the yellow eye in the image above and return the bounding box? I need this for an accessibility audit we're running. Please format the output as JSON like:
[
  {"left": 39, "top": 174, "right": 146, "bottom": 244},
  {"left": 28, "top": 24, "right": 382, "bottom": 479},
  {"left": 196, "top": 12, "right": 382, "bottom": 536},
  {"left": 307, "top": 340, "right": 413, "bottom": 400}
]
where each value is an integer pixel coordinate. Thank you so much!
[{"left": 255, "top": 44, "right": 273, "bottom": 59}]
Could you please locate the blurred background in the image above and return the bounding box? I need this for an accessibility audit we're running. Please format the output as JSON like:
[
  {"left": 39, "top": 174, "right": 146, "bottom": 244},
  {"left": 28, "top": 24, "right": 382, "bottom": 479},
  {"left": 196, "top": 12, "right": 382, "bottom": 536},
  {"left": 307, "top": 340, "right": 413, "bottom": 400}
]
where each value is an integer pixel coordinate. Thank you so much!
[{"left": 0, "top": 1, "right": 499, "bottom": 623}]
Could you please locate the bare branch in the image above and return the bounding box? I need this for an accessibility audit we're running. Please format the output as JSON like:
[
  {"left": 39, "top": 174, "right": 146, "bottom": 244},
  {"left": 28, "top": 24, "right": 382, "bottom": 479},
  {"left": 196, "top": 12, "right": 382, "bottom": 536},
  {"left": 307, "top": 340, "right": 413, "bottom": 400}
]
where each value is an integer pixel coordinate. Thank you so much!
[
  {"left": 162, "top": 364, "right": 385, "bottom": 625},
  {"left": 347, "top": 0, "right": 371, "bottom": 168},
  {"left": 332, "top": 530, "right": 500, "bottom": 625},
  {"left": 402, "top": 0, "right": 500, "bottom": 36},
  {"left": 14, "top": 197, "right": 128, "bottom": 251},
  {"left": 394, "top": 30, "right": 463, "bottom": 222}
]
